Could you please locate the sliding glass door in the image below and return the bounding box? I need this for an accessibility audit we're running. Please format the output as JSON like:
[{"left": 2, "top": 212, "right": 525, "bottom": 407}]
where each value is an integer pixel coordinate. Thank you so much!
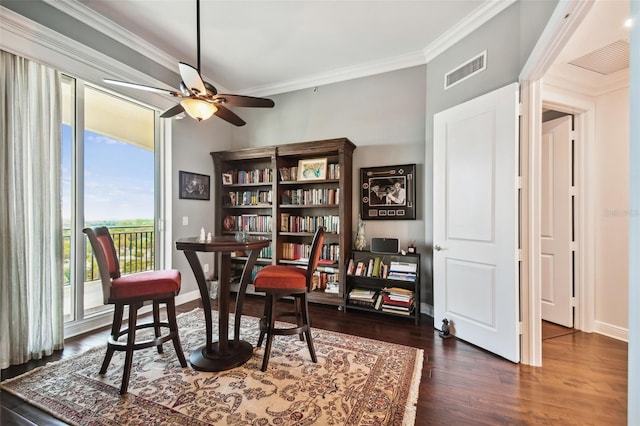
[{"left": 62, "top": 76, "right": 159, "bottom": 326}]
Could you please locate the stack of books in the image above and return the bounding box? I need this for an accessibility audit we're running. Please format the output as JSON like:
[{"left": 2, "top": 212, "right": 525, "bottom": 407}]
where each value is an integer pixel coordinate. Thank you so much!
[
  {"left": 388, "top": 261, "right": 417, "bottom": 282},
  {"left": 380, "top": 287, "right": 415, "bottom": 315},
  {"left": 347, "top": 288, "right": 377, "bottom": 307}
]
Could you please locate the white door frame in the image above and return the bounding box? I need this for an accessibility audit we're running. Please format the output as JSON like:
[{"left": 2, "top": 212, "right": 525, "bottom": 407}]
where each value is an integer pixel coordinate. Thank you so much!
[{"left": 518, "top": 0, "right": 595, "bottom": 366}]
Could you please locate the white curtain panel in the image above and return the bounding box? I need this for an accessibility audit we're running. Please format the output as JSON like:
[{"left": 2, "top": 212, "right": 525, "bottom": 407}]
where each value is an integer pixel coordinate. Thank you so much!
[{"left": 0, "top": 50, "right": 64, "bottom": 369}]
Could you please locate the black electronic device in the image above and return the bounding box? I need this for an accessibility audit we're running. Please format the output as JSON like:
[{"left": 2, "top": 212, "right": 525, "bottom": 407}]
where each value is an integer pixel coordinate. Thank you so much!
[{"left": 370, "top": 237, "right": 399, "bottom": 254}]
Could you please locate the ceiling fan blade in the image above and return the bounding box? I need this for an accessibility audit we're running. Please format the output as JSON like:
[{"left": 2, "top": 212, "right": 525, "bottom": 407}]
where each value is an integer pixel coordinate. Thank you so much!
[
  {"left": 214, "top": 104, "right": 246, "bottom": 126},
  {"left": 160, "top": 103, "right": 185, "bottom": 118},
  {"left": 216, "top": 94, "right": 275, "bottom": 108},
  {"left": 103, "top": 79, "right": 178, "bottom": 96},
  {"left": 178, "top": 62, "right": 206, "bottom": 95}
]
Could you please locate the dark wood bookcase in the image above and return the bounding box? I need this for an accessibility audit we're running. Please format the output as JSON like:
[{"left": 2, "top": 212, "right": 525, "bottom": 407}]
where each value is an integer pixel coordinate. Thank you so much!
[
  {"left": 345, "top": 250, "right": 420, "bottom": 324},
  {"left": 210, "top": 138, "right": 355, "bottom": 307}
]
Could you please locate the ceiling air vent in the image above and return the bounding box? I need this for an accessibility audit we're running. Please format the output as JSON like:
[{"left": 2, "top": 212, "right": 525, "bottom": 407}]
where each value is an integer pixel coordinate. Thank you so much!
[
  {"left": 444, "top": 50, "right": 487, "bottom": 90},
  {"left": 569, "top": 40, "right": 629, "bottom": 75}
]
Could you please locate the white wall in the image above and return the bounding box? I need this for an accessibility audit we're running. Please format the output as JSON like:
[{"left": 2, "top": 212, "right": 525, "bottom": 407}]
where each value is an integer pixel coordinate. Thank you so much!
[{"left": 594, "top": 86, "right": 630, "bottom": 333}]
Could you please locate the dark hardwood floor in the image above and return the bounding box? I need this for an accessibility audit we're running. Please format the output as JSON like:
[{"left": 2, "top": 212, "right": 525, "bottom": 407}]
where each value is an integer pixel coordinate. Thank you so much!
[{"left": 1, "top": 296, "right": 628, "bottom": 425}]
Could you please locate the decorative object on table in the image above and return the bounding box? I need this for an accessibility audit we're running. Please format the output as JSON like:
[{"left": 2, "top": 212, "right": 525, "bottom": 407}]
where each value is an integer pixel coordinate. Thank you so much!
[
  {"left": 355, "top": 214, "right": 366, "bottom": 250},
  {"left": 0, "top": 308, "right": 422, "bottom": 426},
  {"left": 360, "top": 163, "right": 416, "bottom": 220},
  {"left": 439, "top": 318, "right": 452, "bottom": 339},
  {"left": 82, "top": 226, "right": 187, "bottom": 394},
  {"left": 206, "top": 232, "right": 212, "bottom": 242},
  {"left": 297, "top": 157, "right": 328, "bottom": 181},
  {"left": 179, "top": 170, "right": 210, "bottom": 200},
  {"left": 407, "top": 240, "right": 416, "bottom": 254},
  {"left": 199, "top": 227, "right": 206, "bottom": 242}
]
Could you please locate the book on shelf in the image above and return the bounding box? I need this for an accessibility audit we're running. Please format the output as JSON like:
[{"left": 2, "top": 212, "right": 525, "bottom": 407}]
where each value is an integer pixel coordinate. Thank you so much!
[
  {"left": 382, "top": 294, "right": 413, "bottom": 307},
  {"left": 374, "top": 293, "right": 384, "bottom": 310},
  {"left": 366, "top": 259, "right": 374, "bottom": 277},
  {"left": 347, "top": 258, "right": 355, "bottom": 275},
  {"left": 389, "top": 261, "right": 418, "bottom": 273},
  {"left": 387, "top": 271, "right": 417, "bottom": 282},
  {"left": 381, "top": 307, "right": 413, "bottom": 316},
  {"left": 355, "top": 261, "right": 366, "bottom": 276},
  {"left": 348, "top": 288, "right": 377, "bottom": 300},
  {"left": 372, "top": 257, "right": 382, "bottom": 278}
]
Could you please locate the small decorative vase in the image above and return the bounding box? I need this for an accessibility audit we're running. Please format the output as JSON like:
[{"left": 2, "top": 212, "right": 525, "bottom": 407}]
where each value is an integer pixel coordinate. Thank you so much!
[{"left": 355, "top": 215, "right": 366, "bottom": 251}]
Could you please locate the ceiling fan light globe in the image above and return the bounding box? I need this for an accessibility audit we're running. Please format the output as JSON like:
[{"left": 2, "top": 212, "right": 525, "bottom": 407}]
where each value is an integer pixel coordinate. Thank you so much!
[{"left": 180, "top": 98, "right": 217, "bottom": 121}]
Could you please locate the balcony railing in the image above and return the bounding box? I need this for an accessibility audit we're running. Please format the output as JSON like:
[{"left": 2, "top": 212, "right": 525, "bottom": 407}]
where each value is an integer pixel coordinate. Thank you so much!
[{"left": 63, "top": 226, "right": 155, "bottom": 284}]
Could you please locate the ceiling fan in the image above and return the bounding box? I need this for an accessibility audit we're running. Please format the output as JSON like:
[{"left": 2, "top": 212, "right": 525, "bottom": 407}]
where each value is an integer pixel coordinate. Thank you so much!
[{"left": 103, "top": 0, "right": 274, "bottom": 125}]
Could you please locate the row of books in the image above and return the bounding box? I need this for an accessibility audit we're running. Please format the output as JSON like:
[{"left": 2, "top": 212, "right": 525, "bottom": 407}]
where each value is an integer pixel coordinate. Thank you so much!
[
  {"left": 280, "top": 213, "right": 340, "bottom": 233},
  {"left": 281, "top": 188, "right": 340, "bottom": 206},
  {"left": 224, "top": 168, "right": 273, "bottom": 185},
  {"left": 225, "top": 190, "right": 272, "bottom": 206},
  {"left": 223, "top": 214, "right": 272, "bottom": 233},
  {"left": 347, "top": 258, "right": 417, "bottom": 282},
  {"left": 280, "top": 242, "right": 340, "bottom": 263},
  {"left": 347, "top": 287, "right": 415, "bottom": 315}
]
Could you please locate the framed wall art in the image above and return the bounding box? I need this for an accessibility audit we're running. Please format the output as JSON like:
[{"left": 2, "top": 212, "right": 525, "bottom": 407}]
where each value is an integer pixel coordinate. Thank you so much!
[
  {"left": 179, "top": 171, "right": 210, "bottom": 200},
  {"left": 360, "top": 164, "right": 416, "bottom": 220},
  {"left": 297, "top": 158, "right": 328, "bottom": 181}
]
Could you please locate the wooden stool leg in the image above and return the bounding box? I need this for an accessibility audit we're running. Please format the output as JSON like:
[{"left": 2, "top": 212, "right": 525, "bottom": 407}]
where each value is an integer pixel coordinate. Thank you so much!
[
  {"left": 153, "top": 301, "right": 164, "bottom": 354},
  {"left": 257, "top": 297, "right": 271, "bottom": 348},
  {"left": 301, "top": 294, "right": 317, "bottom": 363},
  {"left": 166, "top": 298, "right": 187, "bottom": 367},
  {"left": 100, "top": 303, "right": 123, "bottom": 375},
  {"left": 120, "top": 303, "right": 139, "bottom": 395},
  {"left": 295, "top": 297, "right": 304, "bottom": 341},
  {"left": 261, "top": 294, "right": 277, "bottom": 372}
]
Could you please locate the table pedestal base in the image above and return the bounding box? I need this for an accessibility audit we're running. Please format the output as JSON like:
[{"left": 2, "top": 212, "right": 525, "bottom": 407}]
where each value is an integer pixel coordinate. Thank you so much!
[{"left": 189, "top": 340, "right": 254, "bottom": 372}]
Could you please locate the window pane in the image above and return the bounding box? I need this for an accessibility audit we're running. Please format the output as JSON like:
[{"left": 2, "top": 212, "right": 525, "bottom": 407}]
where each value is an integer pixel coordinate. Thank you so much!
[{"left": 83, "top": 86, "right": 155, "bottom": 317}]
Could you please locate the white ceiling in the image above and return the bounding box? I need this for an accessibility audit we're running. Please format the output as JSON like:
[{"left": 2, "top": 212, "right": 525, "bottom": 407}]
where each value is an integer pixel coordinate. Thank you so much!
[
  {"left": 72, "top": 0, "right": 502, "bottom": 95},
  {"left": 61, "top": 0, "right": 630, "bottom": 98}
]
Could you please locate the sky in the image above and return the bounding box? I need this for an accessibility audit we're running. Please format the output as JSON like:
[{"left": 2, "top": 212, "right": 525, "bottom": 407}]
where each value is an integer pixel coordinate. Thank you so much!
[{"left": 62, "top": 125, "right": 155, "bottom": 222}]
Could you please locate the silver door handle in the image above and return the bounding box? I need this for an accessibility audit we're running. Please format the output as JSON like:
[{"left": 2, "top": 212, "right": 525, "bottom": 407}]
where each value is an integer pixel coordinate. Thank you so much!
[{"left": 434, "top": 245, "right": 444, "bottom": 251}]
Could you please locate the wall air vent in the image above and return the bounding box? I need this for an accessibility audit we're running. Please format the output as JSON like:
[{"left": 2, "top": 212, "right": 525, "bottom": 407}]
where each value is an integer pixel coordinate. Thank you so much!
[{"left": 444, "top": 50, "right": 487, "bottom": 90}]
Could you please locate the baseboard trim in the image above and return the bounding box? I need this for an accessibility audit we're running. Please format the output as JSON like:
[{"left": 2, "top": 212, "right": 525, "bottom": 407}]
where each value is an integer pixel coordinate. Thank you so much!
[{"left": 593, "top": 320, "right": 628, "bottom": 342}]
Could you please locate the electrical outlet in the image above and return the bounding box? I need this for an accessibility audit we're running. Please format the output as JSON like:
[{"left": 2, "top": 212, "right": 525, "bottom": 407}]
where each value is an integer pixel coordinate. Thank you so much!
[
  {"left": 203, "top": 263, "right": 209, "bottom": 273},
  {"left": 182, "top": 216, "right": 188, "bottom": 226}
]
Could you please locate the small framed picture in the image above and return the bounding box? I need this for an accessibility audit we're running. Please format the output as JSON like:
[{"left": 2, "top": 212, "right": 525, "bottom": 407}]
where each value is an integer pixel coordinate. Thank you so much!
[
  {"left": 179, "top": 171, "right": 210, "bottom": 201},
  {"left": 222, "top": 172, "right": 233, "bottom": 185},
  {"left": 297, "top": 158, "right": 328, "bottom": 181},
  {"left": 360, "top": 164, "right": 416, "bottom": 220}
]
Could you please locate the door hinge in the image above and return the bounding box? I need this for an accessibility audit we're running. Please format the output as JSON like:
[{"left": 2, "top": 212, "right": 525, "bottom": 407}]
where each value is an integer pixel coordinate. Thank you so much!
[
  {"left": 570, "top": 130, "right": 576, "bottom": 140},
  {"left": 569, "top": 186, "right": 576, "bottom": 196},
  {"left": 158, "top": 219, "right": 165, "bottom": 231},
  {"left": 516, "top": 176, "right": 523, "bottom": 189},
  {"left": 516, "top": 249, "right": 522, "bottom": 261},
  {"left": 570, "top": 297, "right": 577, "bottom": 307},
  {"left": 570, "top": 242, "right": 577, "bottom": 252},
  {"left": 517, "top": 102, "right": 523, "bottom": 116},
  {"left": 518, "top": 322, "right": 524, "bottom": 335}
]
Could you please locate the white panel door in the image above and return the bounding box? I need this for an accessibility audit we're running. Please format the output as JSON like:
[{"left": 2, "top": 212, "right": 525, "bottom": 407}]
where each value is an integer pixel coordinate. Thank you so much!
[
  {"left": 541, "top": 116, "right": 573, "bottom": 327},
  {"left": 433, "top": 83, "right": 520, "bottom": 363}
]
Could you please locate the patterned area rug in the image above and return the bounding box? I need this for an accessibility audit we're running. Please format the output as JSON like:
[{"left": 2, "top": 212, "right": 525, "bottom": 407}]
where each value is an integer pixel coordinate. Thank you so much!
[{"left": 1, "top": 309, "right": 422, "bottom": 425}]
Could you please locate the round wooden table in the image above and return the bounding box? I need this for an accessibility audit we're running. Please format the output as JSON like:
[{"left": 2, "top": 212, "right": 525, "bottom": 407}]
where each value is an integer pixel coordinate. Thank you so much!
[{"left": 175, "top": 235, "right": 270, "bottom": 372}]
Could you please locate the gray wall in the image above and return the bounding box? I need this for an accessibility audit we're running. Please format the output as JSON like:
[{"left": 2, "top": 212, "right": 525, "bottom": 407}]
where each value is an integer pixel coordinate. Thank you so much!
[
  {"left": 171, "top": 118, "right": 231, "bottom": 294},
  {"left": 228, "top": 66, "right": 430, "bottom": 304}
]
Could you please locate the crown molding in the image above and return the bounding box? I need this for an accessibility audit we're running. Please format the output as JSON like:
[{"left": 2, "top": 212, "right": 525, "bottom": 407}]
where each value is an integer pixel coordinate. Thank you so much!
[
  {"left": 543, "top": 66, "right": 629, "bottom": 97},
  {"left": 423, "top": 0, "right": 516, "bottom": 63},
  {"left": 248, "top": 0, "right": 512, "bottom": 96},
  {"left": 0, "top": 5, "right": 174, "bottom": 110},
  {"left": 42, "top": 0, "right": 179, "bottom": 72},
  {"left": 244, "top": 50, "right": 427, "bottom": 97}
]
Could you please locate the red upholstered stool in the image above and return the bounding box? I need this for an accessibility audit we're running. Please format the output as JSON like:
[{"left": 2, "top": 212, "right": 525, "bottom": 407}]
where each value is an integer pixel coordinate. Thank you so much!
[
  {"left": 83, "top": 226, "right": 187, "bottom": 394},
  {"left": 254, "top": 227, "right": 325, "bottom": 371}
]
